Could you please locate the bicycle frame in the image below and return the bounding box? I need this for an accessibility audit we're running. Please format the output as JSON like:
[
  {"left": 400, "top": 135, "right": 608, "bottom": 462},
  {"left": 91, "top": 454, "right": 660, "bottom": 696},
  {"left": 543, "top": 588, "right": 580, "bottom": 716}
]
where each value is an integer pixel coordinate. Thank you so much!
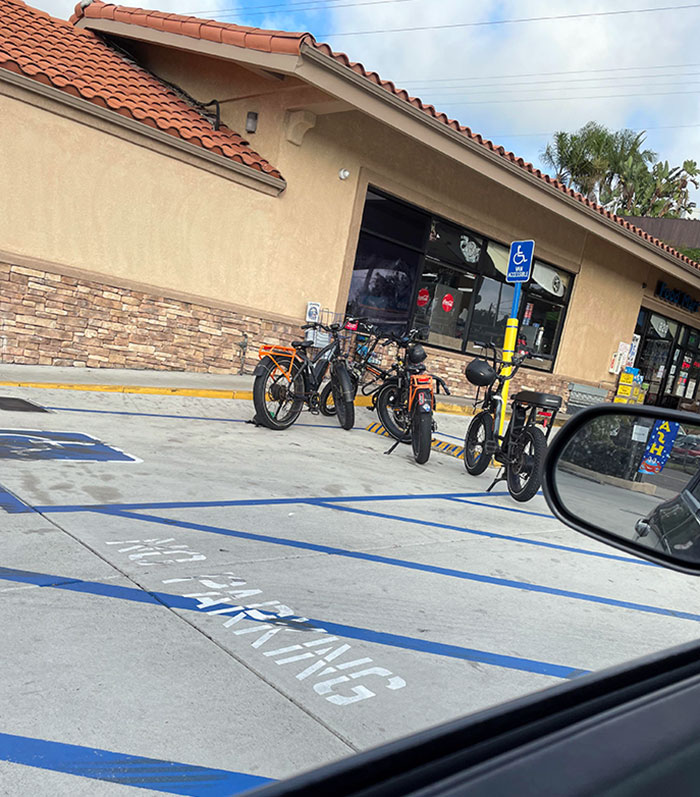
[{"left": 258, "top": 337, "right": 340, "bottom": 397}]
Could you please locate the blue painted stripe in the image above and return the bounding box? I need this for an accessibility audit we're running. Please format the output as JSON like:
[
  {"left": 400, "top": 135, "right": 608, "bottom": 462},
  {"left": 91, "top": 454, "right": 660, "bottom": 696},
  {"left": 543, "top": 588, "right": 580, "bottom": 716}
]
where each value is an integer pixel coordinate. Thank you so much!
[
  {"left": 46, "top": 405, "right": 342, "bottom": 430},
  {"left": 0, "top": 483, "right": 34, "bottom": 514},
  {"left": 312, "top": 501, "right": 652, "bottom": 567},
  {"left": 0, "top": 732, "right": 271, "bottom": 795},
  {"left": 445, "top": 495, "right": 555, "bottom": 519},
  {"left": 306, "top": 620, "right": 588, "bottom": 679},
  {"left": 100, "top": 510, "right": 697, "bottom": 623},
  {"left": 0, "top": 567, "right": 586, "bottom": 679},
  {"left": 32, "top": 490, "right": 509, "bottom": 514}
]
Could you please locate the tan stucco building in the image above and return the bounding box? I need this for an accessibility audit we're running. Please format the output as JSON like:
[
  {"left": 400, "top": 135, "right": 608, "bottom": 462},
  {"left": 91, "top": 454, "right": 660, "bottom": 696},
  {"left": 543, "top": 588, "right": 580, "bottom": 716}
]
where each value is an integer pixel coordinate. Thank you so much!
[{"left": 3, "top": 0, "right": 700, "bottom": 408}]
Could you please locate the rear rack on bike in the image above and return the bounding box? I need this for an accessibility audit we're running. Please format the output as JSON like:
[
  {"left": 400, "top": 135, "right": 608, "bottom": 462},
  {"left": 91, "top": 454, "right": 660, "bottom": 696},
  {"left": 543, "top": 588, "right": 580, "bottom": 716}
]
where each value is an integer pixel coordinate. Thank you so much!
[{"left": 258, "top": 345, "right": 298, "bottom": 383}]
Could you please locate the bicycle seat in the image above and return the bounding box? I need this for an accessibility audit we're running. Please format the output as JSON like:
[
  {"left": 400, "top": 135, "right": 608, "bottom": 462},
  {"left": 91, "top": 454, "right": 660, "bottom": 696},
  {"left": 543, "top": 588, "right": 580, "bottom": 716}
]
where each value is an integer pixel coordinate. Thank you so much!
[
  {"left": 513, "top": 390, "right": 562, "bottom": 409},
  {"left": 292, "top": 340, "right": 314, "bottom": 349}
]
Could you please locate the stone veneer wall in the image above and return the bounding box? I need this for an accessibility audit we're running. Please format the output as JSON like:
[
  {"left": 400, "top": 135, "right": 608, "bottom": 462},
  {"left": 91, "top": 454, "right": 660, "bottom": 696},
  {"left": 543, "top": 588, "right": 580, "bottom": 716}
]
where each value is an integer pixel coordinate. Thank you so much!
[
  {"left": 0, "top": 261, "right": 297, "bottom": 375},
  {"left": 0, "top": 259, "right": 614, "bottom": 406}
]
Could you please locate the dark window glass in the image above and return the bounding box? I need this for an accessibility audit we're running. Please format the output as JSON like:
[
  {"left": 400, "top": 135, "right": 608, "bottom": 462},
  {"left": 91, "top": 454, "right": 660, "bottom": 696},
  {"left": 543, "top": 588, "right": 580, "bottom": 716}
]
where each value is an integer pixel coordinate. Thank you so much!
[
  {"left": 635, "top": 309, "right": 648, "bottom": 336},
  {"left": 346, "top": 232, "right": 422, "bottom": 333},
  {"left": 360, "top": 190, "right": 430, "bottom": 250},
  {"left": 467, "top": 275, "right": 516, "bottom": 348},
  {"left": 414, "top": 262, "right": 477, "bottom": 351},
  {"left": 519, "top": 297, "right": 565, "bottom": 358},
  {"left": 636, "top": 313, "right": 678, "bottom": 404},
  {"left": 426, "top": 220, "right": 483, "bottom": 269}
]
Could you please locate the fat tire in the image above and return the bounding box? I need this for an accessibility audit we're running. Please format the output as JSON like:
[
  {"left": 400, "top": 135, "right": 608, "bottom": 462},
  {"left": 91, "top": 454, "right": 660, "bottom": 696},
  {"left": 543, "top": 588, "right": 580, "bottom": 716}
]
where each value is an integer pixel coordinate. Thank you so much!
[
  {"left": 319, "top": 381, "right": 336, "bottom": 416},
  {"left": 411, "top": 410, "right": 432, "bottom": 465},
  {"left": 331, "top": 367, "right": 355, "bottom": 431},
  {"left": 376, "top": 383, "right": 410, "bottom": 443},
  {"left": 464, "top": 411, "right": 494, "bottom": 475},
  {"left": 252, "top": 358, "right": 305, "bottom": 430},
  {"left": 506, "top": 426, "right": 547, "bottom": 502}
]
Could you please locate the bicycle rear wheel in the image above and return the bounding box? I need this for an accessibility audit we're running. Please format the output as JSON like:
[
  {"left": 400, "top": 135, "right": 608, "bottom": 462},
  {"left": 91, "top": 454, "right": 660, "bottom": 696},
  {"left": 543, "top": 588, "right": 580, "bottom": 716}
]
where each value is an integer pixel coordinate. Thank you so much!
[
  {"left": 252, "top": 358, "right": 305, "bottom": 430},
  {"left": 464, "top": 411, "right": 493, "bottom": 475},
  {"left": 506, "top": 426, "right": 546, "bottom": 502}
]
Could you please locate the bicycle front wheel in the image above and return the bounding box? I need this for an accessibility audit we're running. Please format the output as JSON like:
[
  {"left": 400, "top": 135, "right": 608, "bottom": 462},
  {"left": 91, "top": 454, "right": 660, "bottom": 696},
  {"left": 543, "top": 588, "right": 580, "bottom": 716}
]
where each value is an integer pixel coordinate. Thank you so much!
[
  {"left": 331, "top": 364, "right": 355, "bottom": 430},
  {"left": 252, "top": 358, "right": 305, "bottom": 430},
  {"left": 506, "top": 426, "right": 547, "bottom": 502},
  {"left": 411, "top": 410, "right": 432, "bottom": 465},
  {"left": 464, "top": 411, "right": 493, "bottom": 475}
]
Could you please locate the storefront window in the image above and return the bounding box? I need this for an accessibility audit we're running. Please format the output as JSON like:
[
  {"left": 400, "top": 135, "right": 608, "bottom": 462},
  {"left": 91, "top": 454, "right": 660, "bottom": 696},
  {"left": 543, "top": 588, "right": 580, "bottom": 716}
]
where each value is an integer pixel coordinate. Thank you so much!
[
  {"left": 518, "top": 261, "right": 571, "bottom": 361},
  {"left": 414, "top": 260, "right": 477, "bottom": 349},
  {"left": 635, "top": 313, "right": 679, "bottom": 405},
  {"left": 346, "top": 188, "right": 573, "bottom": 370},
  {"left": 346, "top": 232, "right": 422, "bottom": 332}
]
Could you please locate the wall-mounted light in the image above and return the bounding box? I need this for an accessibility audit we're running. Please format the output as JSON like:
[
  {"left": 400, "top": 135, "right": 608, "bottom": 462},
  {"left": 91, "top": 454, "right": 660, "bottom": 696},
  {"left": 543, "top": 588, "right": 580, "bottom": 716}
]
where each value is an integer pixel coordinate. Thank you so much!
[
  {"left": 246, "top": 111, "right": 258, "bottom": 134},
  {"left": 339, "top": 168, "right": 351, "bottom": 181}
]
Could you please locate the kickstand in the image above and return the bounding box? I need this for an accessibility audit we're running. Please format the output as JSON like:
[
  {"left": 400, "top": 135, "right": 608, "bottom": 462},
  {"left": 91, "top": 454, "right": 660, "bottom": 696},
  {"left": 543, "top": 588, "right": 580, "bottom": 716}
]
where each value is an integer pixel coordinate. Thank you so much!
[
  {"left": 487, "top": 467, "right": 506, "bottom": 492},
  {"left": 384, "top": 436, "right": 403, "bottom": 456}
]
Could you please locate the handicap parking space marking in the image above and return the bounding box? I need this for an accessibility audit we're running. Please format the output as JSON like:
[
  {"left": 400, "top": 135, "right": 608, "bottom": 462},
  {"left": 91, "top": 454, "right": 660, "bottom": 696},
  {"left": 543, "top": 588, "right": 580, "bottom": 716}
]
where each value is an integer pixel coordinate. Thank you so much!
[
  {"left": 0, "top": 730, "right": 273, "bottom": 795},
  {"left": 0, "top": 429, "right": 139, "bottom": 462},
  {"left": 0, "top": 565, "right": 588, "bottom": 682},
  {"left": 83, "top": 507, "right": 700, "bottom": 626},
  {"left": 105, "top": 538, "right": 206, "bottom": 566},
  {"left": 310, "top": 500, "right": 652, "bottom": 567},
  {"left": 444, "top": 495, "right": 555, "bottom": 519},
  {"left": 0, "top": 482, "right": 34, "bottom": 513}
]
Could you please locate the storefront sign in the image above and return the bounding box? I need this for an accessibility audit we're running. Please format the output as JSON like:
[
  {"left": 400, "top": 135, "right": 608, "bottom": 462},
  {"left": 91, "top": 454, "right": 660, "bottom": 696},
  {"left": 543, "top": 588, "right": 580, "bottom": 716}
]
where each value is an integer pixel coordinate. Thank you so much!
[
  {"left": 417, "top": 288, "right": 430, "bottom": 307},
  {"left": 441, "top": 293, "right": 455, "bottom": 312},
  {"left": 638, "top": 419, "right": 680, "bottom": 474},
  {"left": 655, "top": 281, "right": 700, "bottom": 314}
]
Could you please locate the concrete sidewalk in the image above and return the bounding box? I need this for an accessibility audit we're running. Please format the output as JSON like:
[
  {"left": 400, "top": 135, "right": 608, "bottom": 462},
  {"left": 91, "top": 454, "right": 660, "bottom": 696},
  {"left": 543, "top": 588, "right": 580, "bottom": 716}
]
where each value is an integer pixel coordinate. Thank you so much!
[{"left": 0, "top": 364, "right": 478, "bottom": 415}]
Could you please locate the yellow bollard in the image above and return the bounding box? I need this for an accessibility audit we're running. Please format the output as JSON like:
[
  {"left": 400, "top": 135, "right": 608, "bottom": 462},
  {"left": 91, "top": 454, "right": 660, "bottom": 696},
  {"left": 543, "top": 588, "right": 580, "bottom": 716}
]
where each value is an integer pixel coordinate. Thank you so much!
[{"left": 499, "top": 317, "right": 519, "bottom": 437}]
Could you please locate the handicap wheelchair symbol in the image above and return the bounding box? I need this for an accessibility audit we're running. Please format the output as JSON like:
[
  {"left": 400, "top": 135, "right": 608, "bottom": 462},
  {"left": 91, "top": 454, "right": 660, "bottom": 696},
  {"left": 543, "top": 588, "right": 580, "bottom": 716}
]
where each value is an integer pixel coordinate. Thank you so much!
[
  {"left": 0, "top": 430, "right": 138, "bottom": 461},
  {"left": 512, "top": 246, "right": 527, "bottom": 267}
]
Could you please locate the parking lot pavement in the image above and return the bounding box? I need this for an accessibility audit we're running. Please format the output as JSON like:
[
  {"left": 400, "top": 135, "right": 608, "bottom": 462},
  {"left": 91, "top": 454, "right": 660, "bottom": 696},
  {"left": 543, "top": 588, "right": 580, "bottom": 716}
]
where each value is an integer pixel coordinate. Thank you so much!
[{"left": 3, "top": 386, "right": 700, "bottom": 795}]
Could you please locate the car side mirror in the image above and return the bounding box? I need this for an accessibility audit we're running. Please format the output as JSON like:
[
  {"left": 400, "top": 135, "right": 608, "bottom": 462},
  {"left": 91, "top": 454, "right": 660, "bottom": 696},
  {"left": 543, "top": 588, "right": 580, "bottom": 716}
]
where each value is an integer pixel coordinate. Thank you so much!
[{"left": 543, "top": 404, "right": 700, "bottom": 575}]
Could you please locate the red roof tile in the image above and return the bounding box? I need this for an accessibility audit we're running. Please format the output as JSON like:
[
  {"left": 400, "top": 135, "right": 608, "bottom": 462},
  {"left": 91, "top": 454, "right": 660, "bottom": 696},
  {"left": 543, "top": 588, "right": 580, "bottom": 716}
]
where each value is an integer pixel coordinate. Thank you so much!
[
  {"left": 71, "top": 0, "right": 699, "bottom": 269},
  {"left": 0, "top": 0, "right": 282, "bottom": 180}
]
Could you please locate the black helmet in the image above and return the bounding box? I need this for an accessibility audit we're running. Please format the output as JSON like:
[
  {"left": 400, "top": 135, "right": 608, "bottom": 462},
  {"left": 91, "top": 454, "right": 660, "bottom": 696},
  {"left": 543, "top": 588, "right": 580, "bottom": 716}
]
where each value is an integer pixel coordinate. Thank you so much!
[
  {"left": 465, "top": 359, "right": 496, "bottom": 387},
  {"left": 408, "top": 344, "right": 427, "bottom": 364}
]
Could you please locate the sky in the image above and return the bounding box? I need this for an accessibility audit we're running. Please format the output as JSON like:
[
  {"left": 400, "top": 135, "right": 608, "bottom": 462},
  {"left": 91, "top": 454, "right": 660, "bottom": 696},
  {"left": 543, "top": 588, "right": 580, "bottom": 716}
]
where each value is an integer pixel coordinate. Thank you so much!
[{"left": 36, "top": 0, "right": 700, "bottom": 211}]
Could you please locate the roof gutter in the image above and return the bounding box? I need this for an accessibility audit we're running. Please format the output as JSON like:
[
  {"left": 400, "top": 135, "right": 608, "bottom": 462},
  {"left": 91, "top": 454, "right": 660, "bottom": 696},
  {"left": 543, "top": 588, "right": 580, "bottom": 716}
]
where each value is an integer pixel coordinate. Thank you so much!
[{"left": 299, "top": 42, "right": 700, "bottom": 280}]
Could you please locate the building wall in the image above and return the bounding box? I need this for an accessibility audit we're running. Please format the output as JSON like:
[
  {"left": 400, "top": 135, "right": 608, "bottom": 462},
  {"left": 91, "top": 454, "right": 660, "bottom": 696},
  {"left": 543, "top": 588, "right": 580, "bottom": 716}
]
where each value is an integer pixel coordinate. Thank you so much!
[{"left": 4, "top": 42, "right": 700, "bottom": 400}]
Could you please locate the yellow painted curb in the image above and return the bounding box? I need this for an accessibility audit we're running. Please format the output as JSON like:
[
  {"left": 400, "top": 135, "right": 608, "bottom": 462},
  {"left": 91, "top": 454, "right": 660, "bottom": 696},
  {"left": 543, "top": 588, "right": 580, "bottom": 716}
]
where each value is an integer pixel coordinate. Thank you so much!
[{"left": 0, "top": 380, "right": 254, "bottom": 400}]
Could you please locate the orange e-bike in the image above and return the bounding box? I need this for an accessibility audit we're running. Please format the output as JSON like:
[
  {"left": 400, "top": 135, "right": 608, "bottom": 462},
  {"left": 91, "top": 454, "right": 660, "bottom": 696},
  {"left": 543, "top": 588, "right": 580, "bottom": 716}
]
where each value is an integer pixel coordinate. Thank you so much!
[{"left": 252, "top": 321, "right": 356, "bottom": 431}]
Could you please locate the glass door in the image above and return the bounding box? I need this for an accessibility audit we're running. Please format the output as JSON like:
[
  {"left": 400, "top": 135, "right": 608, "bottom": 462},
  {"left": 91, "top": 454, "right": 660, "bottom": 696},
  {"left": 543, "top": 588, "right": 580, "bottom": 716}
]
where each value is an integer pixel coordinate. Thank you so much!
[{"left": 635, "top": 312, "right": 678, "bottom": 405}]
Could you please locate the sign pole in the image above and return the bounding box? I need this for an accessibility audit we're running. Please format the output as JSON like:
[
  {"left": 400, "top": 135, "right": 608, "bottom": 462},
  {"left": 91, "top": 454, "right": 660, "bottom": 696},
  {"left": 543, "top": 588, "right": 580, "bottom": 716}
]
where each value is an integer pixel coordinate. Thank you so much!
[
  {"left": 499, "top": 282, "right": 522, "bottom": 437},
  {"left": 499, "top": 240, "right": 535, "bottom": 438}
]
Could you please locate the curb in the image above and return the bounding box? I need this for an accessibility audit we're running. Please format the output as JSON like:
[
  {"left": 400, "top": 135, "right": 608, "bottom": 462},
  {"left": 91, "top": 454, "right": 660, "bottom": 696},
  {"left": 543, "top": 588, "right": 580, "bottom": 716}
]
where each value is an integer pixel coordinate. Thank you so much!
[{"left": 0, "top": 379, "right": 478, "bottom": 416}]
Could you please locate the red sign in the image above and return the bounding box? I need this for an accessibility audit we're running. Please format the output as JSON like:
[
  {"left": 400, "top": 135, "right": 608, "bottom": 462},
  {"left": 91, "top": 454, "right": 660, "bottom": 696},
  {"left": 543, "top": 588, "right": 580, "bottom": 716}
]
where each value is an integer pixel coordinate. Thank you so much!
[
  {"left": 417, "top": 288, "right": 430, "bottom": 307},
  {"left": 442, "top": 293, "right": 455, "bottom": 313}
]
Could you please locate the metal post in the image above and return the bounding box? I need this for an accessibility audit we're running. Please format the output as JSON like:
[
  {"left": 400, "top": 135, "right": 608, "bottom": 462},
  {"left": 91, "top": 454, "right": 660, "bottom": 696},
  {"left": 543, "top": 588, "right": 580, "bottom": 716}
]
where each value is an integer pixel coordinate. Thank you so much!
[{"left": 498, "top": 282, "right": 522, "bottom": 437}]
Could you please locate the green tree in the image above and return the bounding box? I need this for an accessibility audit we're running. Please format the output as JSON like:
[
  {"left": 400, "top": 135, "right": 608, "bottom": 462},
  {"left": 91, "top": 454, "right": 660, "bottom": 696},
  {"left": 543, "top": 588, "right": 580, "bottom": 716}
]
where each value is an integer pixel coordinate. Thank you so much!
[{"left": 541, "top": 122, "right": 697, "bottom": 218}]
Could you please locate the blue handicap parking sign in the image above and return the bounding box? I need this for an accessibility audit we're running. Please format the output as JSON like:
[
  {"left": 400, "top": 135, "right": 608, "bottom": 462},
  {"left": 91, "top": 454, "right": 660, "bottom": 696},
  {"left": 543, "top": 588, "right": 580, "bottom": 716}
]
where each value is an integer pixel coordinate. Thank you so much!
[
  {"left": 0, "top": 430, "right": 137, "bottom": 461},
  {"left": 506, "top": 240, "right": 535, "bottom": 283}
]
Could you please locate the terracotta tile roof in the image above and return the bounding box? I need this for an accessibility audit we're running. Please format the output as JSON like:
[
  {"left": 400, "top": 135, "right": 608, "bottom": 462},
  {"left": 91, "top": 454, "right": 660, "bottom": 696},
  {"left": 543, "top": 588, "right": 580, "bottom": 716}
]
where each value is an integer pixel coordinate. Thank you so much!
[
  {"left": 0, "top": 0, "right": 282, "bottom": 180},
  {"left": 70, "top": 1, "right": 700, "bottom": 270}
]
